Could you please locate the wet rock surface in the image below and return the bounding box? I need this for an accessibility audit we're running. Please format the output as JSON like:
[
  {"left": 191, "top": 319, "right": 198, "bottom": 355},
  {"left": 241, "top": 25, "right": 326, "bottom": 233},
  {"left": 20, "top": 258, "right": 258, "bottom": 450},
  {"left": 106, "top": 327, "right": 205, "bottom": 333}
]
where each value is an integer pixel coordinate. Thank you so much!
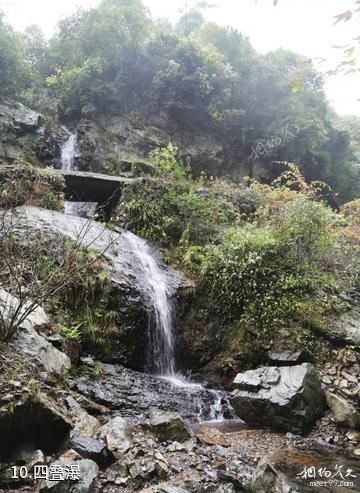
[
  {"left": 146, "top": 409, "right": 193, "bottom": 443},
  {"left": 230, "top": 363, "right": 326, "bottom": 433},
  {"left": 13, "top": 207, "right": 183, "bottom": 370},
  {"left": 70, "top": 363, "right": 233, "bottom": 423},
  {"left": 40, "top": 451, "right": 99, "bottom": 493}
]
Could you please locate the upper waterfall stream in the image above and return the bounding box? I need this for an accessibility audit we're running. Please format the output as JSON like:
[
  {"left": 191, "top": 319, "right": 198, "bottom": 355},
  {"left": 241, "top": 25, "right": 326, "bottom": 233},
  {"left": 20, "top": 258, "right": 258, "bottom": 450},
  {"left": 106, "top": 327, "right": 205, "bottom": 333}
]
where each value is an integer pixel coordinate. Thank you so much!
[
  {"left": 60, "top": 125, "right": 79, "bottom": 171},
  {"left": 60, "top": 126, "right": 96, "bottom": 218}
]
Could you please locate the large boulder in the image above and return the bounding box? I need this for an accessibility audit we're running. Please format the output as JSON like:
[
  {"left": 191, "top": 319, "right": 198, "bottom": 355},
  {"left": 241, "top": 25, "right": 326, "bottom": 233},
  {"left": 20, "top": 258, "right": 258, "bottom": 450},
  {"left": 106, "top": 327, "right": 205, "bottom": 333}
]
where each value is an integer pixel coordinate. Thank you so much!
[
  {"left": 321, "top": 311, "right": 360, "bottom": 346},
  {"left": 0, "top": 98, "right": 43, "bottom": 163},
  {"left": 325, "top": 391, "right": 360, "bottom": 430},
  {"left": 147, "top": 408, "right": 194, "bottom": 443},
  {"left": 71, "top": 363, "right": 233, "bottom": 423},
  {"left": 230, "top": 363, "right": 326, "bottom": 432},
  {"left": 65, "top": 396, "right": 101, "bottom": 437},
  {"left": 0, "top": 288, "right": 71, "bottom": 375},
  {"left": 96, "top": 417, "right": 134, "bottom": 458},
  {"left": 69, "top": 436, "right": 113, "bottom": 466}
]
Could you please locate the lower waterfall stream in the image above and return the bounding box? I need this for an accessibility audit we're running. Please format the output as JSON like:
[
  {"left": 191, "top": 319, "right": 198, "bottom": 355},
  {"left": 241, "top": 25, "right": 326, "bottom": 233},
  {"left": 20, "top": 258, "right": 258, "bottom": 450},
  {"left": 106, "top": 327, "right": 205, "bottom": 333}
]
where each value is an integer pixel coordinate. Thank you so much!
[{"left": 22, "top": 203, "right": 236, "bottom": 423}]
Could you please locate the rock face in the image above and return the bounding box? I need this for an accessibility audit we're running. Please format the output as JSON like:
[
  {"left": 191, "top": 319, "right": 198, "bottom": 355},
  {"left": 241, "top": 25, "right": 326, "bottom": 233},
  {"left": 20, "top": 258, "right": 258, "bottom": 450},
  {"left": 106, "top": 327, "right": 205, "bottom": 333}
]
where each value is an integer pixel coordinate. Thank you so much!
[
  {"left": 230, "top": 363, "right": 326, "bottom": 433},
  {"left": 63, "top": 113, "right": 269, "bottom": 183},
  {"left": 0, "top": 98, "right": 43, "bottom": 163},
  {"left": 0, "top": 288, "right": 71, "bottom": 375},
  {"left": 0, "top": 392, "right": 72, "bottom": 461},
  {"left": 325, "top": 391, "right": 360, "bottom": 430},
  {"left": 15, "top": 206, "right": 182, "bottom": 370},
  {"left": 147, "top": 409, "right": 193, "bottom": 443}
]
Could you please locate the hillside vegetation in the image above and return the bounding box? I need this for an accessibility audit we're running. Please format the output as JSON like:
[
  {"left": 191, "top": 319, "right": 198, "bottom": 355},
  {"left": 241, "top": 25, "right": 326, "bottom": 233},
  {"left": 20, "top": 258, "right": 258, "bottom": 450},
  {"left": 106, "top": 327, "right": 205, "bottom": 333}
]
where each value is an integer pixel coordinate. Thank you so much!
[{"left": 0, "top": 0, "right": 359, "bottom": 199}]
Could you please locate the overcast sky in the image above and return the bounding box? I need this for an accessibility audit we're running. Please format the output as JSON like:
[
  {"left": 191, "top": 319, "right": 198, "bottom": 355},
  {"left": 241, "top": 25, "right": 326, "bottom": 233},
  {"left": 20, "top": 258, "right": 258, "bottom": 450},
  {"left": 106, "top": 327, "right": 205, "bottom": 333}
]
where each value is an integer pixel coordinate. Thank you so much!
[{"left": 2, "top": 0, "right": 359, "bottom": 116}]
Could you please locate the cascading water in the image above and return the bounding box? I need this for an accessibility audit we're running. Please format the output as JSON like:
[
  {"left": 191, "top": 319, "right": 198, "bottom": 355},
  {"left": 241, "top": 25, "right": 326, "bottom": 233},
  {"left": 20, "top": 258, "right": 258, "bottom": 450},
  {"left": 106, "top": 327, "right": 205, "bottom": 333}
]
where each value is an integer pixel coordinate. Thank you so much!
[
  {"left": 24, "top": 204, "right": 235, "bottom": 422},
  {"left": 120, "top": 231, "right": 235, "bottom": 420},
  {"left": 120, "top": 231, "right": 176, "bottom": 377},
  {"left": 60, "top": 126, "right": 95, "bottom": 218},
  {"left": 60, "top": 126, "right": 79, "bottom": 171}
]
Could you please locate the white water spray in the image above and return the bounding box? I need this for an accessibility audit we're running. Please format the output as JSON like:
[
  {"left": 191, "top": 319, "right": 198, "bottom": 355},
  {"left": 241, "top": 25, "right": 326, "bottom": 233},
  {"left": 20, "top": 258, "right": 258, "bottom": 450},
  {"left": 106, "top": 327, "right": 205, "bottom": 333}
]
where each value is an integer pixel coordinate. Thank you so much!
[
  {"left": 60, "top": 126, "right": 79, "bottom": 171},
  {"left": 121, "top": 231, "right": 177, "bottom": 377}
]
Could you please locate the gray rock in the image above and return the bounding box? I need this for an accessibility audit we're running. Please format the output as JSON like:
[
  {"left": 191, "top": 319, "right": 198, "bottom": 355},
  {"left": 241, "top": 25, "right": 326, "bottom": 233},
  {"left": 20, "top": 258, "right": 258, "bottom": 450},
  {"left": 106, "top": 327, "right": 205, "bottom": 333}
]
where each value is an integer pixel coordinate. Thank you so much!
[
  {"left": 0, "top": 392, "right": 72, "bottom": 463},
  {"left": 147, "top": 408, "right": 194, "bottom": 443},
  {"left": 322, "top": 311, "right": 360, "bottom": 345},
  {"left": 252, "top": 448, "right": 360, "bottom": 493},
  {"left": 267, "top": 350, "right": 314, "bottom": 366},
  {"left": 66, "top": 396, "right": 100, "bottom": 438},
  {"left": 0, "top": 98, "right": 41, "bottom": 128},
  {"left": 71, "top": 362, "right": 229, "bottom": 423},
  {"left": 0, "top": 98, "right": 42, "bottom": 163},
  {"left": 15, "top": 206, "right": 183, "bottom": 369},
  {"left": 96, "top": 417, "right": 134, "bottom": 458},
  {"left": 0, "top": 288, "right": 71, "bottom": 375},
  {"left": 69, "top": 436, "right": 112, "bottom": 466},
  {"left": 230, "top": 364, "right": 326, "bottom": 432},
  {"left": 17, "top": 447, "right": 44, "bottom": 470},
  {"left": 325, "top": 391, "right": 360, "bottom": 430},
  {"left": 252, "top": 460, "right": 299, "bottom": 493},
  {"left": 215, "top": 485, "right": 235, "bottom": 493},
  {"left": 41, "top": 455, "right": 98, "bottom": 493},
  {"left": 157, "top": 487, "right": 190, "bottom": 493}
]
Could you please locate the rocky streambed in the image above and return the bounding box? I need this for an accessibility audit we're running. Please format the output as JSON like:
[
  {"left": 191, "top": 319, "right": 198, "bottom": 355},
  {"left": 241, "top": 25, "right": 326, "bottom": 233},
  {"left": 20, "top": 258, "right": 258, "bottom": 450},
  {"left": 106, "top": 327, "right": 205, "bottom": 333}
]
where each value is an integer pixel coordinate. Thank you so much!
[
  {"left": 0, "top": 205, "right": 359, "bottom": 493},
  {"left": 0, "top": 300, "right": 359, "bottom": 493}
]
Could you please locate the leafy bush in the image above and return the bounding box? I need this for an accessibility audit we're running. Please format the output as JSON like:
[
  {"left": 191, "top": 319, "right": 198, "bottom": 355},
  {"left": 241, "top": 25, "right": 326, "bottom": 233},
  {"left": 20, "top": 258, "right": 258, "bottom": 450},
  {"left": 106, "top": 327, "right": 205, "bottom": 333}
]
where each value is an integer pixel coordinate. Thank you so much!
[
  {"left": 119, "top": 145, "right": 252, "bottom": 246},
  {"left": 200, "top": 198, "right": 335, "bottom": 332},
  {"left": 0, "top": 165, "right": 64, "bottom": 210},
  {"left": 149, "top": 144, "right": 190, "bottom": 180}
]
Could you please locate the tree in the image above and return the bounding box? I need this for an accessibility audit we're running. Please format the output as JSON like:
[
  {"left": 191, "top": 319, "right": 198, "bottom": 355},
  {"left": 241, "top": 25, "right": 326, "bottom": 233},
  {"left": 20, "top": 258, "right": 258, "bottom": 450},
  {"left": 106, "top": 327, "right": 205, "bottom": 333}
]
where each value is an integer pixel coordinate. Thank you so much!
[{"left": 0, "top": 13, "right": 33, "bottom": 97}]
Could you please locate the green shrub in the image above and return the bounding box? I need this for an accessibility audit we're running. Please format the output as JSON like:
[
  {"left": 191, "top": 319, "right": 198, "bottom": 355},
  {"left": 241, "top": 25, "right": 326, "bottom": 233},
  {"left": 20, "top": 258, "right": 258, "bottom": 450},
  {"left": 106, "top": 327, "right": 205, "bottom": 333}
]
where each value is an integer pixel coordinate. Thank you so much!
[
  {"left": 149, "top": 144, "right": 190, "bottom": 180},
  {"left": 0, "top": 165, "right": 64, "bottom": 210},
  {"left": 200, "top": 198, "right": 335, "bottom": 332}
]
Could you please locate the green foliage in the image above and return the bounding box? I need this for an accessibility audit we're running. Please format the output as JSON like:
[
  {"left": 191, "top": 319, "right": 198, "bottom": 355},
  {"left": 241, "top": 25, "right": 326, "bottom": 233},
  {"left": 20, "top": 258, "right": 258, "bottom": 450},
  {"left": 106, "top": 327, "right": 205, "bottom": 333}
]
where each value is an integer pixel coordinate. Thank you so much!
[
  {"left": 200, "top": 197, "right": 335, "bottom": 332},
  {"left": 0, "top": 165, "right": 64, "bottom": 210},
  {"left": 0, "top": 0, "right": 358, "bottom": 197},
  {"left": 149, "top": 144, "right": 190, "bottom": 180},
  {"left": 120, "top": 145, "right": 248, "bottom": 246},
  {"left": 0, "top": 14, "right": 34, "bottom": 97},
  {"left": 269, "top": 197, "right": 335, "bottom": 263},
  {"left": 59, "top": 322, "right": 83, "bottom": 341}
]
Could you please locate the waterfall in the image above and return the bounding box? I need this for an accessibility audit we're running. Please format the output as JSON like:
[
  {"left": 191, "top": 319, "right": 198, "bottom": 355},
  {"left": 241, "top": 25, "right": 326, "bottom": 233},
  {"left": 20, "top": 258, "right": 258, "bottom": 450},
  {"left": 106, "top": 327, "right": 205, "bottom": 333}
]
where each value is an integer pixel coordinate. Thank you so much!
[
  {"left": 60, "top": 126, "right": 79, "bottom": 171},
  {"left": 21, "top": 207, "right": 236, "bottom": 422},
  {"left": 121, "top": 231, "right": 177, "bottom": 378},
  {"left": 60, "top": 126, "right": 96, "bottom": 218}
]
